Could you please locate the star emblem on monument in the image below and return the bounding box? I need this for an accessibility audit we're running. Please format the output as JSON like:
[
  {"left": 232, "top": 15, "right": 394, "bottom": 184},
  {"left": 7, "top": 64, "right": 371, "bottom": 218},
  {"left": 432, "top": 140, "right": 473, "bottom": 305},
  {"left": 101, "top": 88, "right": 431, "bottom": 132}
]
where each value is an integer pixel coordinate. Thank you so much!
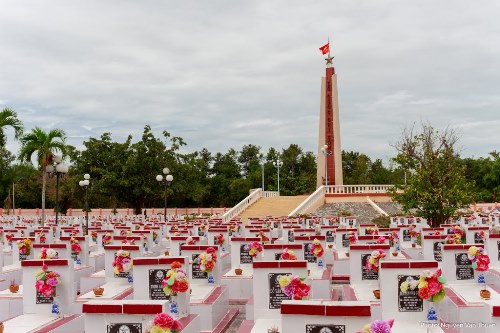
[{"left": 325, "top": 54, "right": 334, "bottom": 66}]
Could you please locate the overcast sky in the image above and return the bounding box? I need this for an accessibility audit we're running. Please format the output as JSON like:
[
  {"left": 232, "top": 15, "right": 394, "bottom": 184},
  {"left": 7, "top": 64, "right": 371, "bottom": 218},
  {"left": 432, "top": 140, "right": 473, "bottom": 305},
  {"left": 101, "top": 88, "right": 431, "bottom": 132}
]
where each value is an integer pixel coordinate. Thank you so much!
[{"left": 1, "top": 0, "right": 499, "bottom": 164}]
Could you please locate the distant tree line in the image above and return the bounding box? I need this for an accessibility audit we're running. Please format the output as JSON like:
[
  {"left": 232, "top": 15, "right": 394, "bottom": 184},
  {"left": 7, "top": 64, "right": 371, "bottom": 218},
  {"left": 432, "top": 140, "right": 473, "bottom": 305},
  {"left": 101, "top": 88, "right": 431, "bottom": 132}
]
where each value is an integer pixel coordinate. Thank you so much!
[{"left": 1, "top": 108, "right": 499, "bottom": 219}]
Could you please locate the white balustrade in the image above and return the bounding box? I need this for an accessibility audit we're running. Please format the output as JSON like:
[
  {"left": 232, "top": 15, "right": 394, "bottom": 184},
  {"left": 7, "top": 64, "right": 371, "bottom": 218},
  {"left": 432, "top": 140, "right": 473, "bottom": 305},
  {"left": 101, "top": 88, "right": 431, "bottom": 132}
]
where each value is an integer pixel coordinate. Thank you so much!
[{"left": 222, "top": 188, "right": 262, "bottom": 223}]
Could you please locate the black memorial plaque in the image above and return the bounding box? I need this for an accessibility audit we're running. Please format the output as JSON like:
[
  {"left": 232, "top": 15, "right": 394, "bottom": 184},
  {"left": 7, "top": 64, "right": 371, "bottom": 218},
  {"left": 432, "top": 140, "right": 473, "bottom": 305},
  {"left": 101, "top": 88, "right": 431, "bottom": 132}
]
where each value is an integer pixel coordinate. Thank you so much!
[
  {"left": 179, "top": 242, "right": 185, "bottom": 255},
  {"left": 361, "top": 253, "right": 378, "bottom": 280},
  {"left": 288, "top": 230, "right": 295, "bottom": 242},
  {"left": 474, "top": 232, "right": 484, "bottom": 244},
  {"left": 306, "top": 324, "right": 345, "bottom": 333},
  {"left": 364, "top": 229, "right": 370, "bottom": 235},
  {"left": 149, "top": 269, "right": 170, "bottom": 300},
  {"left": 71, "top": 251, "right": 78, "bottom": 261},
  {"left": 274, "top": 222, "right": 279, "bottom": 229},
  {"left": 326, "top": 231, "right": 334, "bottom": 243},
  {"left": 400, "top": 218, "right": 405, "bottom": 224},
  {"left": 398, "top": 275, "right": 423, "bottom": 312},
  {"left": 240, "top": 244, "right": 253, "bottom": 264},
  {"left": 348, "top": 220, "right": 354, "bottom": 227},
  {"left": 36, "top": 292, "right": 54, "bottom": 304},
  {"left": 341, "top": 234, "right": 349, "bottom": 248},
  {"left": 304, "top": 243, "right": 317, "bottom": 263},
  {"left": 433, "top": 241, "right": 444, "bottom": 262},
  {"left": 198, "top": 229, "right": 205, "bottom": 236},
  {"left": 497, "top": 241, "right": 500, "bottom": 261},
  {"left": 107, "top": 323, "right": 142, "bottom": 333},
  {"left": 403, "top": 229, "right": 411, "bottom": 242},
  {"left": 275, "top": 252, "right": 282, "bottom": 260},
  {"left": 113, "top": 253, "right": 129, "bottom": 278},
  {"left": 455, "top": 253, "right": 474, "bottom": 280},
  {"left": 19, "top": 253, "right": 27, "bottom": 261},
  {"left": 268, "top": 273, "right": 292, "bottom": 309},
  {"left": 447, "top": 228, "right": 454, "bottom": 235},
  {"left": 191, "top": 254, "right": 208, "bottom": 279}
]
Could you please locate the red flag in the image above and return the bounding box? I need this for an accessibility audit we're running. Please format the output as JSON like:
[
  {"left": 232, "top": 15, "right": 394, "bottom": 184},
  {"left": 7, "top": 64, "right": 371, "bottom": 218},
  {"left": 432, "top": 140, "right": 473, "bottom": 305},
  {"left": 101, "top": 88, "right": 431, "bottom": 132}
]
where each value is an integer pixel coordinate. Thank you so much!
[{"left": 319, "top": 43, "right": 330, "bottom": 55}]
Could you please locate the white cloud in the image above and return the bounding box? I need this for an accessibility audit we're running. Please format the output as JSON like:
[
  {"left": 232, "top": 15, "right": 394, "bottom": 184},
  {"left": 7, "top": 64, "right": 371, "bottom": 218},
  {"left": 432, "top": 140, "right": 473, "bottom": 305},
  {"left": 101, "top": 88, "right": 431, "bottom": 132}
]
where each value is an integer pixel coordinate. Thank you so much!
[{"left": 1, "top": 0, "right": 499, "bottom": 162}]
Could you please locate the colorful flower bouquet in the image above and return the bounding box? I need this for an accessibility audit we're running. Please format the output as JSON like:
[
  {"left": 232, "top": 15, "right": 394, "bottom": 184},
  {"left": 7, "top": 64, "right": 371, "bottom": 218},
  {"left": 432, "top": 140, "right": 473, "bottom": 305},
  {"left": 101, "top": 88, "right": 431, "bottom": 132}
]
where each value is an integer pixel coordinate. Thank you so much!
[
  {"left": 38, "top": 248, "right": 59, "bottom": 259},
  {"left": 145, "top": 312, "right": 182, "bottom": 333},
  {"left": 17, "top": 238, "right": 32, "bottom": 256},
  {"left": 281, "top": 248, "right": 297, "bottom": 260},
  {"left": 258, "top": 230, "right": 270, "bottom": 244},
  {"left": 247, "top": 241, "right": 263, "bottom": 258},
  {"left": 162, "top": 261, "right": 190, "bottom": 296},
  {"left": 445, "top": 234, "right": 461, "bottom": 244},
  {"left": 186, "top": 236, "right": 197, "bottom": 245},
  {"left": 376, "top": 236, "right": 386, "bottom": 244},
  {"left": 278, "top": 275, "right": 311, "bottom": 300},
  {"left": 467, "top": 246, "right": 489, "bottom": 271},
  {"left": 71, "top": 237, "right": 81, "bottom": 255},
  {"left": 309, "top": 238, "right": 324, "bottom": 258},
  {"left": 400, "top": 269, "right": 446, "bottom": 303},
  {"left": 475, "top": 231, "right": 486, "bottom": 242},
  {"left": 357, "top": 319, "right": 394, "bottom": 333},
  {"left": 215, "top": 233, "right": 225, "bottom": 246},
  {"left": 366, "top": 226, "right": 379, "bottom": 235},
  {"left": 365, "top": 249, "right": 386, "bottom": 272},
  {"left": 348, "top": 231, "right": 357, "bottom": 245},
  {"left": 120, "top": 230, "right": 131, "bottom": 236},
  {"left": 452, "top": 226, "right": 464, "bottom": 238},
  {"left": 35, "top": 264, "right": 61, "bottom": 297},
  {"left": 153, "top": 231, "right": 158, "bottom": 242},
  {"left": 102, "top": 233, "right": 112, "bottom": 245},
  {"left": 229, "top": 224, "right": 239, "bottom": 235},
  {"left": 388, "top": 231, "right": 399, "bottom": 247},
  {"left": 196, "top": 247, "right": 218, "bottom": 273},
  {"left": 38, "top": 233, "right": 46, "bottom": 244},
  {"left": 112, "top": 250, "right": 133, "bottom": 275},
  {"left": 6, "top": 232, "right": 13, "bottom": 245},
  {"left": 91, "top": 231, "right": 98, "bottom": 242},
  {"left": 409, "top": 226, "right": 419, "bottom": 239}
]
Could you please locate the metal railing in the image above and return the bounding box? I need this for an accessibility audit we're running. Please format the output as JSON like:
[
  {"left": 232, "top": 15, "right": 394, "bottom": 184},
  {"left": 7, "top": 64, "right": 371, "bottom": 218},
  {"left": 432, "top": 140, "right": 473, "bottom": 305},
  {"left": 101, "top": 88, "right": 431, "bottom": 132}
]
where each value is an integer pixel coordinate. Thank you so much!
[{"left": 222, "top": 188, "right": 262, "bottom": 223}]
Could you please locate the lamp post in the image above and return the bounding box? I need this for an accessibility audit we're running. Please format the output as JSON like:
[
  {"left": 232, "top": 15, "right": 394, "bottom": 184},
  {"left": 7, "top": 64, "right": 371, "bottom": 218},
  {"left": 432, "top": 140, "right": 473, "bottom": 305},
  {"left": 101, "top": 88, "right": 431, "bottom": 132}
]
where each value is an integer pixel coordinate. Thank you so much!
[
  {"left": 260, "top": 156, "right": 265, "bottom": 197},
  {"left": 273, "top": 157, "right": 283, "bottom": 195},
  {"left": 79, "top": 174, "right": 90, "bottom": 235},
  {"left": 320, "top": 144, "right": 332, "bottom": 186},
  {"left": 156, "top": 168, "right": 173, "bottom": 222},
  {"left": 45, "top": 155, "right": 68, "bottom": 225}
]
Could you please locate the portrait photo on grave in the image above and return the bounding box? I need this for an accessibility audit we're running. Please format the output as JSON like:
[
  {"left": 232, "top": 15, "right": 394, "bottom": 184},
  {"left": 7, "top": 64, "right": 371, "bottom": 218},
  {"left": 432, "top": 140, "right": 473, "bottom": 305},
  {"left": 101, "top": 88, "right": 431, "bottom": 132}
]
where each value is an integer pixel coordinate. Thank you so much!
[
  {"left": 107, "top": 323, "right": 142, "bottom": 333},
  {"left": 433, "top": 242, "right": 443, "bottom": 262},
  {"left": 455, "top": 253, "right": 474, "bottom": 280},
  {"left": 306, "top": 324, "right": 345, "bottom": 333}
]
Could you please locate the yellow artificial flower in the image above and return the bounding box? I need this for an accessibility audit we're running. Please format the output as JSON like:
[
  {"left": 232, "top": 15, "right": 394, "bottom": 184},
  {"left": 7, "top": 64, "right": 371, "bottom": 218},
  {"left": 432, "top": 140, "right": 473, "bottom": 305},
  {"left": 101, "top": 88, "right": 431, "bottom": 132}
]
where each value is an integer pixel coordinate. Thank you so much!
[
  {"left": 468, "top": 246, "right": 478, "bottom": 256},
  {"left": 400, "top": 281, "right": 409, "bottom": 293},
  {"left": 418, "top": 280, "right": 428, "bottom": 289},
  {"left": 279, "top": 275, "right": 291, "bottom": 288},
  {"left": 362, "top": 324, "right": 372, "bottom": 333}
]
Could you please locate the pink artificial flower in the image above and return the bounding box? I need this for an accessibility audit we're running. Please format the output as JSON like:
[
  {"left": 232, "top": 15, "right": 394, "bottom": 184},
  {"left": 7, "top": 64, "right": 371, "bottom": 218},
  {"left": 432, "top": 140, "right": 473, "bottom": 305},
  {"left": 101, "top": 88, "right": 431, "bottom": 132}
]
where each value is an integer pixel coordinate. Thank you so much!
[
  {"left": 427, "top": 277, "right": 442, "bottom": 295},
  {"left": 153, "top": 312, "right": 175, "bottom": 328}
]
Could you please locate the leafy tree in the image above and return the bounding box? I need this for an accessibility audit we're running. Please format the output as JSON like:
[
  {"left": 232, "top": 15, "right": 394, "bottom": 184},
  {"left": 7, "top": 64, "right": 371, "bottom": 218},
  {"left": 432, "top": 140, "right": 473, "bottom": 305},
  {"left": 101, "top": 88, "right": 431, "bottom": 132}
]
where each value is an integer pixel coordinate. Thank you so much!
[
  {"left": 389, "top": 124, "right": 474, "bottom": 226},
  {"left": 0, "top": 107, "right": 23, "bottom": 146},
  {"left": 18, "top": 128, "right": 67, "bottom": 225}
]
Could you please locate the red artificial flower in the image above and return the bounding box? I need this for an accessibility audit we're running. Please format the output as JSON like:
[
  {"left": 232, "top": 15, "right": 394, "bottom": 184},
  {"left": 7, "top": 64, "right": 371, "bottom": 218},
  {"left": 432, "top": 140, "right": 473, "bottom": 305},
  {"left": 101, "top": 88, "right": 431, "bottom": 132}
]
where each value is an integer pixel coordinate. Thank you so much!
[
  {"left": 418, "top": 286, "right": 430, "bottom": 300},
  {"left": 476, "top": 254, "right": 490, "bottom": 272},
  {"left": 171, "top": 261, "right": 182, "bottom": 269},
  {"left": 175, "top": 279, "right": 189, "bottom": 293},
  {"left": 205, "top": 261, "right": 214, "bottom": 271},
  {"left": 154, "top": 312, "right": 175, "bottom": 328}
]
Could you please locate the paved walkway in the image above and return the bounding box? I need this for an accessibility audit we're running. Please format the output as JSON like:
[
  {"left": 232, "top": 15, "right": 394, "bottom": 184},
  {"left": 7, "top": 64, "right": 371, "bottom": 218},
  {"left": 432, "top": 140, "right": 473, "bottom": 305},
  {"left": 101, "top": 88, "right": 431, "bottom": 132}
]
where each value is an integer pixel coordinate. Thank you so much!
[{"left": 224, "top": 303, "right": 246, "bottom": 333}]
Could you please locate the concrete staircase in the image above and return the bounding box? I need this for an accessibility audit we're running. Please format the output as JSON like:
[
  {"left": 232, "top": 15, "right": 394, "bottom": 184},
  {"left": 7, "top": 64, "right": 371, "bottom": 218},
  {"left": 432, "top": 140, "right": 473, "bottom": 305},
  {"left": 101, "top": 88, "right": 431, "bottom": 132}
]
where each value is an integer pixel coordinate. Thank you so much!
[{"left": 237, "top": 195, "right": 308, "bottom": 221}]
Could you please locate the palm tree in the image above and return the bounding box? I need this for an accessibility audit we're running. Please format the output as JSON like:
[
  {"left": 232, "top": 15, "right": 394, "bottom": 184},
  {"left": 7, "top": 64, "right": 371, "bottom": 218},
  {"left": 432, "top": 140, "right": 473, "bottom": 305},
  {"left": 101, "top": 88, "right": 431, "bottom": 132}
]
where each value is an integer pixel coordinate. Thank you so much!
[
  {"left": 19, "top": 127, "right": 67, "bottom": 225},
  {"left": 0, "top": 107, "right": 24, "bottom": 146}
]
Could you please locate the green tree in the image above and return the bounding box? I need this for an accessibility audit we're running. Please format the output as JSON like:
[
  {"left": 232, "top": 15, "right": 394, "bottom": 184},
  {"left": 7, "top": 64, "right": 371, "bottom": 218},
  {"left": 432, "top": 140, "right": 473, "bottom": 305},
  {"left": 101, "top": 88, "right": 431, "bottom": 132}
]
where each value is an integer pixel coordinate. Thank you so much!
[
  {"left": 0, "top": 107, "right": 23, "bottom": 146},
  {"left": 18, "top": 127, "right": 67, "bottom": 225},
  {"left": 389, "top": 124, "right": 474, "bottom": 226}
]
